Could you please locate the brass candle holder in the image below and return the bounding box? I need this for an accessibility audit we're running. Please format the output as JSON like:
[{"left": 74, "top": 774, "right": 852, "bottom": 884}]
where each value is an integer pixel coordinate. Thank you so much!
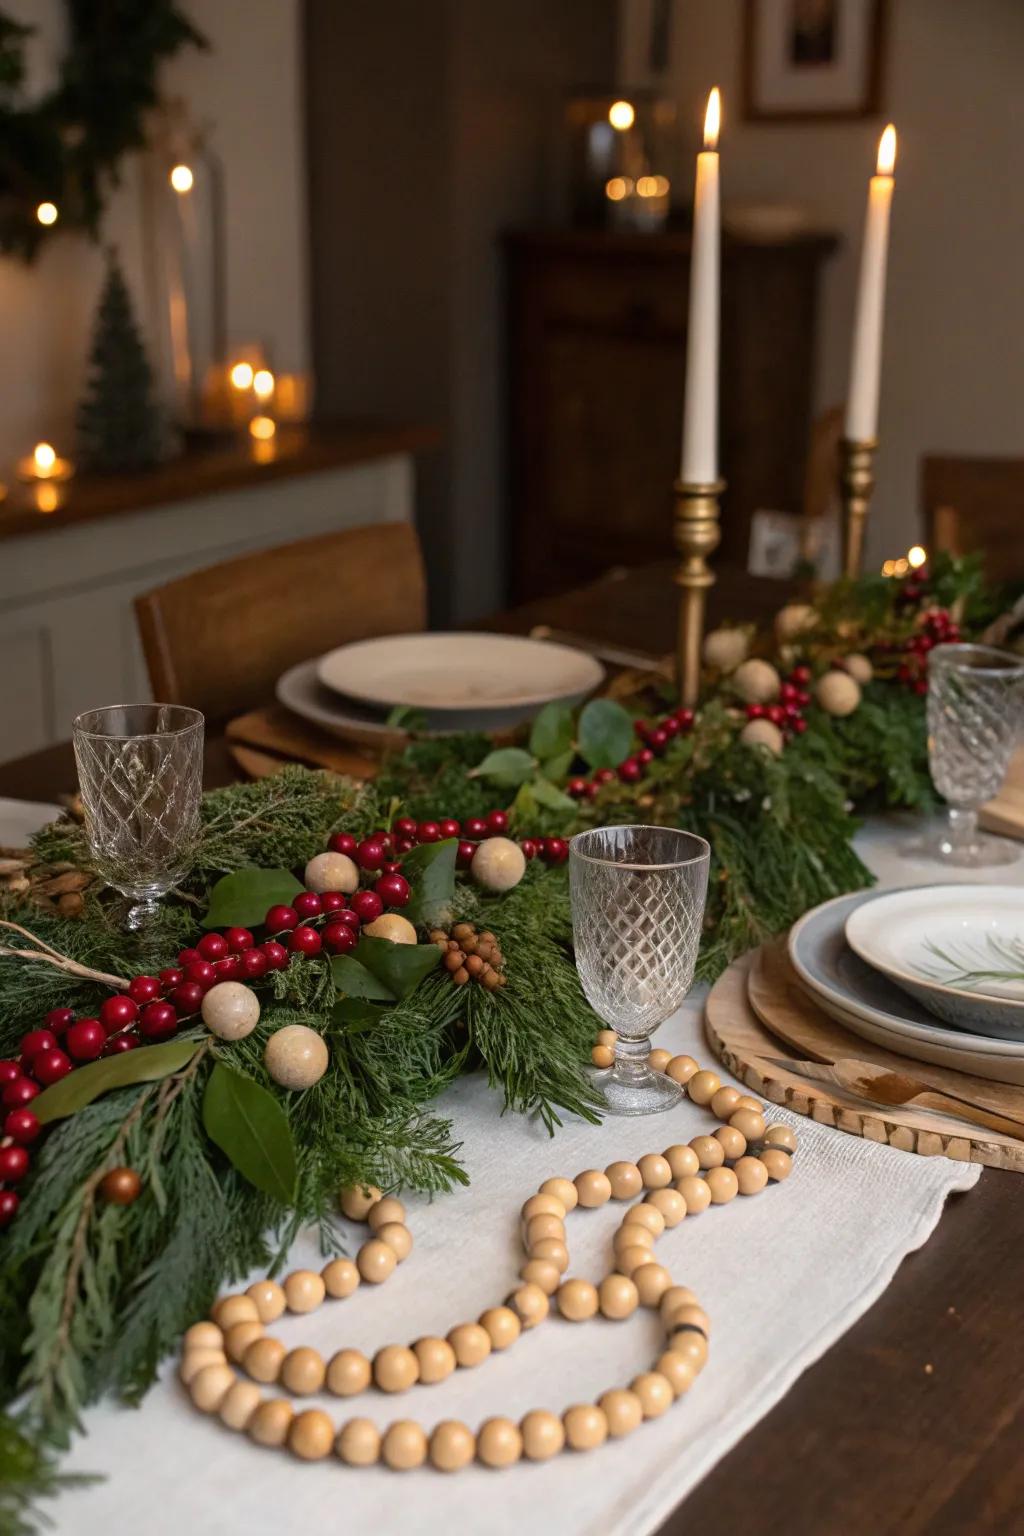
[
  {"left": 673, "top": 477, "right": 724, "bottom": 708},
  {"left": 838, "top": 437, "right": 878, "bottom": 579}
]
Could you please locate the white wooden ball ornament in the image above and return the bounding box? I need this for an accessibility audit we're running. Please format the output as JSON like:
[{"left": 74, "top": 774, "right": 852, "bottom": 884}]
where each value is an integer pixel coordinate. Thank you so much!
[
  {"left": 774, "top": 603, "right": 818, "bottom": 642},
  {"left": 362, "top": 913, "right": 418, "bottom": 945},
  {"left": 303, "top": 851, "right": 359, "bottom": 894},
  {"left": 470, "top": 836, "right": 526, "bottom": 893},
  {"left": 843, "top": 653, "right": 873, "bottom": 685},
  {"left": 201, "top": 981, "right": 261, "bottom": 1041},
  {"left": 263, "top": 1025, "right": 329, "bottom": 1090},
  {"left": 815, "top": 671, "right": 862, "bottom": 717},
  {"left": 739, "top": 719, "right": 784, "bottom": 758},
  {"left": 702, "top": 626, "right": 749, "bottom": 673},
  {"left": 731, "top": 658, "right": 781, "bottom": 705}
]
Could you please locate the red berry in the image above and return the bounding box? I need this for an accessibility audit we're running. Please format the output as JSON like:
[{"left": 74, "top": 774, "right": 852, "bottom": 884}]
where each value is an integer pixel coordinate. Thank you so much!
[
  {"left": 293, "top": 892, "right": 323, "bottom": 919},
  {"left": 177, "top": 947, "right": 202, "bottom": 969},
  {"left": 394, "top": 836, "right": 415, "bottom": 855},
  {"left": 288, "top": 925, "right": 323, "bottom": 956},
  {"left": 746, "top": 703, "right": 765, "bottom": 720},
  {"left": 416, "top": 821, "right": 440, "bottom": 843},
  {"left": 184, "top": 959, "right": 217, "bottom": 991},
  {"left": 790, "top": 665, "right": 812, "bottom": 685},
  {"left": 456, "top": 840, "right": 476, "bottom": 870},
  {"left": 320, "top": 891, "right": 347, "bottom": 912},
  {"left": 797, "top": 690, "right": 811, "bottom": 707},
  {"left": 4, "top": 1109, "right": 39, "bottom": 1144},
  {"left": 43, "top": 1007, "right": 74, "bottom": 1035},
  {"left": 648, "top": 728, "right": 669, "bottom": 753},
  {"left": 486, "top": 810, "right": 509, "bottom": 835},
  {"left": 661, "top": 716, "right": 680, "bottom": 738},
  {"left": 437, "top": 818, "right": 460, "bottom": 840},
  {"left": 637, "top": 748, "right": 654, "bottom": 765},
  {"left": 767, "top": 705, "right": 787, "bottom": 727},
  {"left": 567, "top": 778, "right": 588, "bottom": 799},
  {"left": 520, "top": 838, "right": 537, "bottom": 860},
  {"left": 779, "top": 682, "right": 798, "bottom": 703},
  {"left": 351, "top": 890, "right": 384, "bottom": 924},
  {"left": 0, "top": 1190, "right": 20, "bottom": 1226},
  {"left": 225, "top": 926, "right": 256, "bottom": 952},
  {"left": 897, "top": 664, "right": 913, "bottom": 684},
  {"left": 593, "top": 768, "right": 615, "bottom": 786},
  {"left": 675, "top": 708, "right": 696, "bottom": 730},
  {"left": 393, "top": 817, "right": 417, "bottom": 838},
  {"left": 2, "top": 1077, "right": 39, "bottom": 1108},
  {"left": 99, "top": 996, "right": 139, "bottom": 1035},
  {"left": 197, "top": 933, "right": 228, "bottom": 962},
  {"left": 140, "top": 1002, "right": 178, "bottom": 1042},
  {"left": 914, "top": 678, "right": 928, "bottom": 696},
  {"left": 375, "top": 873, "right": 411, "bottom": 907},
  {"left": 633, "top": 718, "right": 649, "bottom": 737},
  {"left": 240, "top": 948, "right": 269, "bottom": 980},
  {"left": 159, "top": 968, "right": 184, "bottom": 992},
  {"left": 356, "top": 839, "right": 387, "bottom": 871},
  {"left": 0, "top": 1063, "right": 20, "bottom": 1085},
  {"left": 104, "top": 1035, "right": 139, "bottom": 1056},
  {"left": 65, "top": 1020, "right": 105, "bottom": 1062},
  {"left": 617, "top": 758, "right": 642, "bottom": 783},
  {"left": 169, "top": 981, "right": 204, "bottom": 1016},
  {"left": 329, "top": 832, "right": 358, "bottom": 857},
  {"left": 542, "top": 838, "right": 569, "bottom": 866},
  {"left": 791, "top": 717, "right": 808, "bottom": 734},
  {"left": 0, "top": 1145, "right": 29, "bottom": 1182},
  {"left": 214, "top": 955, "right": 244, "bottom": 983},
  {"left": 261, "top": 940, "right": 290, "bottom": 971},
  {"left": 381, "top": 861, "right": 402, "bottom": 875},
  {"left": 583, "top": 782, "right": 600, "bottom": 800},
  {"left": 20, "top": 1029, "right": 57, "bottom": 1060},
  {"left": 323, "top": 921, "right": 358, "bottom": 954},
  {"left": 462, "top": 817, "right": 488, "bottom": 840},
  {"left": 34, "top": 1049, "right": 74, "bottom": 1084},
  {"left": 264, "top": 904, "right": 299, "bottom": 933},
  {"left": 372, "top": 830, "right": 394, "bottom": 854},
  {"left": 128, "top": 975, "right": 161, "bottom": 1005},
  {"left": 332, "top": 908, "right": 361, "bottom": 931}
]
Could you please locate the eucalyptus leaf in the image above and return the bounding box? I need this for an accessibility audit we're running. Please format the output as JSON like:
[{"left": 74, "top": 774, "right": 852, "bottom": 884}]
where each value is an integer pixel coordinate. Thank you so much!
[
  {"left": 474, "top": 747, "right": 536, "bottom": 788},
  {"left": 331, "top": 955, "right": 396, "bottom": 1001},
  {"left": 539, "top": 749, "right": 573, "bottom": 784},
  {"left": 577, "top": 698, "right": 634, "bottom": 769},
  {"left": 202, "top": 868, "right": 304, "bottom": 930},
  {"left": 531, "top": 777, "right": 577, "bottom": 813},
  {"left": 402, "top": 838, "right": 457, "bottom": 927},
  {"left": 202, "top": 1062, "right": 298, "bottom": 1205},
  {"left": 354, "top": 937, "right": 442, "bottom": 1000},
  {"left": 529, "top": 702, "right": 574, "bottom": 760},
  {"left": 32, "top": 1037, "right": 203, "bottom": 1125}
]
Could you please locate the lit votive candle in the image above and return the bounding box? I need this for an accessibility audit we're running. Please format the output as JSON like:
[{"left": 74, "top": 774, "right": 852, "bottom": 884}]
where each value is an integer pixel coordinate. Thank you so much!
[{"left": 18, "top": 442, "right": 75, "bottom": 513}]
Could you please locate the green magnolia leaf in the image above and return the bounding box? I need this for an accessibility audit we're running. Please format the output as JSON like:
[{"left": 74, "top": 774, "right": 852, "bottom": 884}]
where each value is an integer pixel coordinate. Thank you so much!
[
  {"left": 202, "top": 868, "right": 304, "bottom": 930},
  {"left": 331, "top": 996, "right": 387, "bottom": 1033},
  {"left": 512, "top": 781, "right": 538, "bottom": 820},
  {"left": 539, "top": 749, "right": 573, "bottom": 783},
  {"left": 202, "top": 1062, "right": 298, "bottom": 1205},
  {"left": 531, "top": 777, "right": 577, "bottom": 813},
  {"left": 32, "top": 1037, "right": 203, "bottom": 1125},
  {"left": 354, "top": 937, "right": 442, "bottom": 1000},
  {"left": 577, "top": 698, "right": 634, "bottom": 769},
  {"left": 331, "top": 955, "right": 396, "bottom": 1001},
  {"left": 402, "top": 838, "right": 457, "bottom": 927},
  {"left": 474, "top": 747, "right": 536, "bottom": 788},
  {"left": 529, "top": 702, "right": 574, "bottom": 760}
]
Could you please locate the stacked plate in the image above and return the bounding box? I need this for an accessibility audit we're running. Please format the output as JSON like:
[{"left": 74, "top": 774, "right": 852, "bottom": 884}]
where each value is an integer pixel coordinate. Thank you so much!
[
  {"left": 789, "top": 885, "right": 1024, "bottom": 1085},
  {"left": 277, "top": 633, "right": 605, "bottom": 740}
]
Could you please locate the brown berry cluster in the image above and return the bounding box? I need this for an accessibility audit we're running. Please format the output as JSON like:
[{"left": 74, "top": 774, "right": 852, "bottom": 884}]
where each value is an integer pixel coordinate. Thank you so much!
[{"left": 430, "top": 921, "right": 507, "bottom": 990}]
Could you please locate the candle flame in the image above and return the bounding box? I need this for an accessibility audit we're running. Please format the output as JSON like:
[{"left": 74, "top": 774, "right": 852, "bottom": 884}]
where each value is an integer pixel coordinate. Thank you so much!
[
  {"left": 907, "top": 544, "right": 927, "bottom": 568},
  {"left": 230, "top": 362, "right": 254, "bottom": 391},
  {"left": 253, "top": 368, "right": 275, "bottom": 402},
  {"left": 703, "top": 88, "right": 721, "bottom": 150},
  {"left": 34, "top": 443, "right": 56, "bottom": 473},
  {"left": 877, "top": 124, "right": 896, "bottom": 176},
  {"left": 608, "top": 100, "right": 635, "bottom": 131}
]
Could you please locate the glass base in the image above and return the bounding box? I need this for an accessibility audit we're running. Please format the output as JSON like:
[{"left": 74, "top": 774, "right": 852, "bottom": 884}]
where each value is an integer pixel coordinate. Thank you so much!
[
  {"left": 901, "top": 830, "right": 1020, "bottom": 869},
  {"left": 118, "top": 897, "right": 162, "bottom": 931},
  {"left": 593, "top": 1063, "right": 683, "bottom": 1117}
]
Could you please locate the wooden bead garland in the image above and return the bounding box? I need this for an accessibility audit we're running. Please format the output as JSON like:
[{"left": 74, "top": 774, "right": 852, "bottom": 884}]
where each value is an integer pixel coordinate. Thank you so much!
[{"left": 180, "top": 1055, "right": 798, "bottom": 1473}]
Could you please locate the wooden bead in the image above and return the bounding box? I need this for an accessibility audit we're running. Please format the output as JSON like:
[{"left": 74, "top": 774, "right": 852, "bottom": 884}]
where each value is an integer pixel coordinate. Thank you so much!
[
  {"left": 657, "top": 1350, "right": 698, "bottom": 1397},
  {"left": 525, "top": 1213, "right": 565, "bottom": 1246},
  {"left": 479, "top": 1306, "right": 521, "bottom": 1350},
  {"left": 687, "top": 1069, "right": 721, "bottom": 1105},
  {"left": 737, "top": 1095, "right": 765, "bottom": 1113},
  {"left": 556, "top": 1278, "right": 598, "bottom": 1322},
  {"left": 659, "top": 1286, "right": 699, "bottom": 1326},
  {"left": 760, "top": 1147, "right": 794, "bottom": 1182},
  {"left": 705, "top": 1166, "right": 739, "bottom": 1204},
  {"left": 264, "top": 1025, "right": 328, "bottom": 1090},
  {"left": 710, "top": 1085, "right": 743, "bottom": 1120},
  {"left": 248, "top": 1398, "right": 293, "bottom": 1447},
  {"left": 613, "top": 1223, "right": 655, "bottom": 1254},
  {"left": 184, "top": 1321, "right": 223, "bottom": 1351},
  {"left": 326, "top": 1348, "right": 371, "bottom": 1396},
  {"left": 519, "top": 1258, "right": 561, "bottom": 1295},
  {"left": 521, "top": 1193, "right": 566, "bottom": 1223},
  {"left": 357, "top": 1238, "right": 397, "bottom": 1284},
  {"left": 448, "top": 1322, "right": 492, "bottom": 1367},
  {"left": 477, "top": 1416, "right": 523, "bottom": 1468},
  {"left": 598, "top": 1272, "right": 639, "bottom": 1320},
  {"left": 664, "top": 1144, "right": 700, "bottom": 1179},
  {"left": 647, "top": 1188, "right": 686, "bottom": 1227},
  {"left": 668, "top": 1330, "right": 708, "bottom": 1370},
  {"left": 714, "top": 1125, "right": 747, "bottom": 1161},
  {"left": 281, "top": 1346, "right": 326, "bottom": 1396},
  {"left": 373, "top": 1344, "right": 419, "bottom": 1393},
  {"left": 321, "top": 1258, "right": 360, "bottom": 1298},
  {"left": 627, "top": 1201, "right": 666, "bottom": 1236},
  {"left": 668, "top": 1303, "right": 710, "bottom": 1337},
  {"left": 729, "top": 1108, "right": 767, "bottom": 1144},
  {"left": 637, "top": 1153, "right": 672, "bottom": 1189},
  {"left": 213, "top": 1294, "right": 260, "bottom": 1330},
  {"left": 507, "top": 1283, "right": 549, "bottom": 1330},
  {"left": 283, "top": 1270, "right": 325, "bottom": 1313},
  {"left": 218, "top": 1380, "right": 262, "bottom": 1431},
  {"left": 689, "top": 1135, "right": 725, "bottom": 1170},
  {"left": 591, "top": 1044, "right": 614, "bottom": 1068},
  {"left": 616, "top": 1244, "right": 656, "bottom": 1277},
  {"left": 735, "top": 1155, "right": 770, "bottom": 1195},
  {"left": 529, "top": 1238, "right": 569, "bottom": 1272},
  {"left": 336, "top": 1417, "right": 380, "bottom": 1466},
  {"left": 190, "top": 1363, "right": 236, "bottom": 1413},
  {"left": 675, "top": 1175, "right": 712, "bottom": 1214},
  {"left": 632, "top": 1261, "right": 672, "bottom": 1307},
  {"left": 339, "top": 1182, "right": 382, "bottom": 1221},
  {"left": 201, "top": 981, "right": 260, "bottom": 1041},
  {"left": 665, "top": 1055, "right": 698, "bottom": 1085},
  {"left": 648, "top": 1048, "right": 672, "bottom": 1072},
  {"left": 180, "top": 1348, "right": 227, "bottom": 1385},
  {"left": 243, "top": 1336, "right": 286, "bottom": 1384},
  {"left": 305, "top": 851, "right": 358, "bottom": 893},
  {"left": 377, "top": 1222, "right": 413, "bottom": 1261},
  {"left": 247, "top": 1280, "right": 287, "bottom": 1322},
  {"left": 605, "top": 1161, "right": 643, "bottom": 1200},
  {"left": 538, "top": 1176, "right": 578, "bottom": 1211},
  {"left": 225, "top": 1321, "right": 264, "bottom": 1364},
  {"left": 368, "top": 1195, "right": 406, "bottom": 1232},
  {"left": 596, "top": 1029, "right": 617, "bottom": 1048},
  {"left": 413, "top": 1336, "right": 456, "bottom": 1384},
  {"left": 520, "top": 1409, "right": 565, "bottom": 1461},
  {"left": 573, "top": 1169, "right": 612, "bottom": 1207},
  {"left": 764, "top": 1123, "right": 798, "bottom": 1152},
  {"left": 382, "top": 1420, "right": 428, "bottom": 1470},
  {"left": 289, "top": 1408, "right": 335, "bottom": 1461},
  {"left": 563, "top": 1403, "right": 608, "bottom": 1451},
  {"left": 631, "top": 1371, "right": 673, "bottom": 1418},
  {"left": 599, "top": 1389, "right": 643, "bottom": 1438},
  {"left": 429, "top": 1419, "right": 476, "bottom": 1472}
]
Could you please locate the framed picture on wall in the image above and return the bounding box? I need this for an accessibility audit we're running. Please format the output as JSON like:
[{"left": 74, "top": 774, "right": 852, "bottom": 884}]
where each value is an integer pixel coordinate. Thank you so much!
[{"left": 743, "top": 0, "right": 886, "bottom": 121}]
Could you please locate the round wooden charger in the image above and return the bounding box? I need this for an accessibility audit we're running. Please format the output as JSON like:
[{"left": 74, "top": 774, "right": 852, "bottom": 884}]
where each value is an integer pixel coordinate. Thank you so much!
[{"left": 704, "top": 950, "right": 1024, "bottom": 1171}]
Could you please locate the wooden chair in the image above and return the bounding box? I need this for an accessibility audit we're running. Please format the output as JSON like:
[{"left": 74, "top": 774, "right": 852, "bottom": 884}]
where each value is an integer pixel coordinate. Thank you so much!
[
  {"left": 922, "top": 456, "right": 1024, "bottom": 584},
  {"left": 135, "top": 521, "right": 427, "bottom": 721}
]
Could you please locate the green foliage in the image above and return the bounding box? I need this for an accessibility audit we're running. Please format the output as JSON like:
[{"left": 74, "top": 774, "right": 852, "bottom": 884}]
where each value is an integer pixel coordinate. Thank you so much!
[
  {"left": 201, "top": 867, "right": 304, "bottom": 929},
  {"left": 474, "top": 747, "right": 535, "bottom": 788},
  {"left": 529, "top": 703, "right": 574, "bottom": 760},
  {"left": 401, "top": 838, "right": 457, "bottom": 927},
  {"left": 33, "top": 1036, "right": 202, "bottom": 1125},
  {"left": 202, "top": 1063, "right": 298, "bottom": 1205},
  {"left": 577, "top": 698, "right": 634, "bottom": 768},
  {"left": 76, "top": 250, "right": 163, "bottom": 471}
]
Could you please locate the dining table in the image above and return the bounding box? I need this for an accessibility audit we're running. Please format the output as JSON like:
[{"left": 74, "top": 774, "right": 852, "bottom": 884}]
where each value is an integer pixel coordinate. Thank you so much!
[{"left": 1, "top": 560, "right": 1022, "bottom": 1536}]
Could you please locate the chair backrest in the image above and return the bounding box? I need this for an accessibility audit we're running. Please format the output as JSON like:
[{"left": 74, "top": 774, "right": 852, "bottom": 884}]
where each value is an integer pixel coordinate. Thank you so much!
[
  {"left": 135, "top": 521, "right": 427, "bottom": 721},
  {"left": 922, "top": 455, "right": 1024, "bottom": 583}
]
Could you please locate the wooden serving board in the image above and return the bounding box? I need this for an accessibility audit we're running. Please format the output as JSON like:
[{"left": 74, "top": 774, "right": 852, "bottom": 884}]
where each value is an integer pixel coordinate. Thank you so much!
[
  {"left": 704, "top": 951, "right": 1024, "bottom": 1170},
  {"left": 226, "top": 704, "right": 384, "bottom": 780}
]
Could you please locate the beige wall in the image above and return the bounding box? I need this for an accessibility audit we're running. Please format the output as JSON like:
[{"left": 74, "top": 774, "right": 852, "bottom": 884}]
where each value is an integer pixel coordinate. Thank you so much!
[
  {"left": 620, "top": 0, "right": 1024, "bottom": 567},
  {"left": 0, "top": 0, "right": 308, "bottom": 472}
]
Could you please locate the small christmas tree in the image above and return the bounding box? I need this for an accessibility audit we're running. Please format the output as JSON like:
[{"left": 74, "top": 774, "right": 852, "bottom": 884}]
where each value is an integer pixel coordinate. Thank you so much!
[{"left": 77, "top": 250, "right": 163, "bottom": 472}]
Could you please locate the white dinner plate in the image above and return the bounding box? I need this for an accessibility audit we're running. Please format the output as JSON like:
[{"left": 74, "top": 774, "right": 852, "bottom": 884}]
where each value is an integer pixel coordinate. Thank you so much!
[
  {"left": 0, "top": 797, "right": 61, "bottom": 847},
  {"left": 845, "top": 885, "right": 1024, "bottom": 1039},
  {"left": 316, "top": 632, "right": 604, "bottom": 727}
]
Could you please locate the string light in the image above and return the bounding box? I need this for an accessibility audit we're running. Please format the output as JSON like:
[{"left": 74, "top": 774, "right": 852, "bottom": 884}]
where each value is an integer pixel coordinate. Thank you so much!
[
  {"left": 608, "top": 100, "right": 635, "bottom": 131},
  {"left": 248, "top": 415, "right": 276, "bottom": 442},
  {"left": 36, "top": 202, "right": 58, "bottom": 226},
  {"left": 169, "top": 164, "right": 194, "bottom": 194},
  {"left": 604, "top": 177, "right": 633, "bottom": 202},
  {"left": 253, "top": 369, "right": 275, "bottom": 403},
  {"left": 907, "top": 545, "right": 927, "bottom": 568},
  {"left": 230, "top": 362, "right": 254, "bottom": 391}
]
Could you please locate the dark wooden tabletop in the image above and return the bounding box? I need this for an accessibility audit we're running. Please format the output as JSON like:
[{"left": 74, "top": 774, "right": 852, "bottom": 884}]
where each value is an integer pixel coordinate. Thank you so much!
[{"left": 0, "top": 560, "right": 1020, "bottom": 1532}]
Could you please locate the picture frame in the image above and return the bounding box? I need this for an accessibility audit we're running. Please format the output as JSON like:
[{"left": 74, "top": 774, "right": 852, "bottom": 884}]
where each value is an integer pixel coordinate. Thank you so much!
[{"left": 743, "top": 0, "right": 887, "bottom": 122}]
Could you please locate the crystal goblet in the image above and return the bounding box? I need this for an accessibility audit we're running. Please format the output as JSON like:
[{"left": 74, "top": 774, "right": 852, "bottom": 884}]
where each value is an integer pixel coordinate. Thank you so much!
[
  {"left": 569, "top": 825, "right": 710, "bottom": 1116},
  {"left": 72, "top": 704, "right": 204, "bottom": 928}
]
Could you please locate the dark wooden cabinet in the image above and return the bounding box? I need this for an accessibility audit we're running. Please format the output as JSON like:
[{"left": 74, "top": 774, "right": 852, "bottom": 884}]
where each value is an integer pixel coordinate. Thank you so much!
[{"left": 504, "top": 227, "right": 836, "bottom": 600}]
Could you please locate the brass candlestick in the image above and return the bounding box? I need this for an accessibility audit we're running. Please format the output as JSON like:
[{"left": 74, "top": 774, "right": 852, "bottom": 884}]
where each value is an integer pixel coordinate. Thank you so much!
[
  {"left": 838, "top": 437, "right": 878, "bottom": 579},
  {"left": 673, "top": 477, "right": 724, "bottom": 708}
]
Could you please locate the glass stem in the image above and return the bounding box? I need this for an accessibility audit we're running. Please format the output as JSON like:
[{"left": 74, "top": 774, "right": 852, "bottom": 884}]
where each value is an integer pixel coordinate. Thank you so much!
[
  {"left": 613, "top": 1034, "right": 653, "bottom": 1079},
  {"left": 947, "top": 805, "right": 979, "bottom": 853}
]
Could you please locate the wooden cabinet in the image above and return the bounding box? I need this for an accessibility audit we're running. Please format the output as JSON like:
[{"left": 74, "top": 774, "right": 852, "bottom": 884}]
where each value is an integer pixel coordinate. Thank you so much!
[{"left": 504, "top": 227, "right": 836, "bottom": 600}]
